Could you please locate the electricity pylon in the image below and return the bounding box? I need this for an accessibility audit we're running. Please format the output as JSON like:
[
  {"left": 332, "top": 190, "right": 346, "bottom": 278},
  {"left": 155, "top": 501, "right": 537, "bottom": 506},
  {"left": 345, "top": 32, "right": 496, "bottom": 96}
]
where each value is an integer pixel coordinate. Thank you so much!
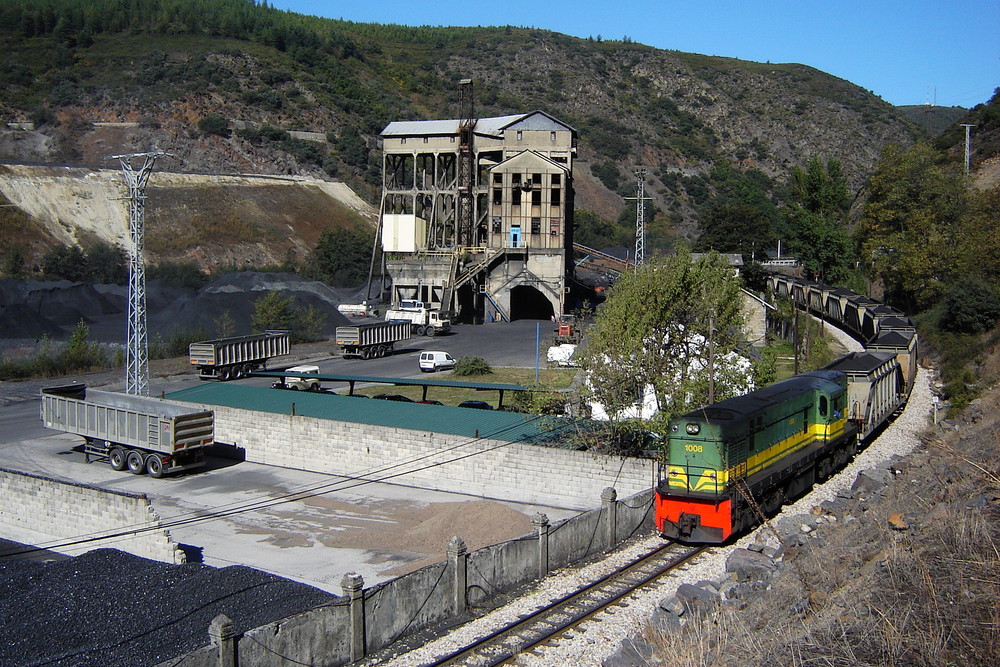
[{"left": 106, "top": 152, "right": 170, "bottom": 396}]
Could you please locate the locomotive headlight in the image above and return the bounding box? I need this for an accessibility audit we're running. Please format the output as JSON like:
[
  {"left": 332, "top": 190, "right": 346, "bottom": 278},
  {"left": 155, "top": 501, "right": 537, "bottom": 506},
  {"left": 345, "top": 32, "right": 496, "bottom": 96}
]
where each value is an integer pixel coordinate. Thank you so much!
[{"left": 685, "top": 423, "right": 700, "bottom": 435}]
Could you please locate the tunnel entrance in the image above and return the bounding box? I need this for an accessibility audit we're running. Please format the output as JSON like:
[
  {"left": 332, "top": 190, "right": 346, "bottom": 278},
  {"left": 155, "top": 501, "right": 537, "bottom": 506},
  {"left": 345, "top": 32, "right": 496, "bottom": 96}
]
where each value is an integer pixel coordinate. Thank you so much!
[{"left": 509, "top": 285, "right": 555, "bottom": 321}]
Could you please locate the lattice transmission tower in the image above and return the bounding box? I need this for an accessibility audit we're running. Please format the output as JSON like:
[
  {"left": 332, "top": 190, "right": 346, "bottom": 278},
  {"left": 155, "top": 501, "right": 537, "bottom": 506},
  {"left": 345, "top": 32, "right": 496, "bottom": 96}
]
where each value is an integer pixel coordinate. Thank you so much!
[
  {"left": 626, "top": 169, "right": 652, "bottom": 267},
  {"left": 106, "top": 152, "right": 170, "bottom": 396}
]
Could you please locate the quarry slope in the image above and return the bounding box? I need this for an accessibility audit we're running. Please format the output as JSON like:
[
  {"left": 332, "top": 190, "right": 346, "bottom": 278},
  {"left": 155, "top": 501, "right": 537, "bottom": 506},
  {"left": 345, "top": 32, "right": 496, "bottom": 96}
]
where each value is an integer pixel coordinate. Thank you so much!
[{"left": 0, "top": 163, "right": 377, "bottom": 270}]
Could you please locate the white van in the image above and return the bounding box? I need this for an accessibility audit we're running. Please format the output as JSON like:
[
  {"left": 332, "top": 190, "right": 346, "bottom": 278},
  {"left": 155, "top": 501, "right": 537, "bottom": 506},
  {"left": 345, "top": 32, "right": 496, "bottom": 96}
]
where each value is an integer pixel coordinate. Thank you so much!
[{"left": 419, "top": 351, "right": 455, "bottom": 372}]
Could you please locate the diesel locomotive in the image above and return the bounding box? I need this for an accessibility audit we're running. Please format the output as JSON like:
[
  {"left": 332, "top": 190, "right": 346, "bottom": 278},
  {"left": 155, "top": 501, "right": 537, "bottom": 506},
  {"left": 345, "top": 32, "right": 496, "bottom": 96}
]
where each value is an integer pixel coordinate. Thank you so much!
[{"left": 655, "top": 275, "right": 918, "bottom": 543}]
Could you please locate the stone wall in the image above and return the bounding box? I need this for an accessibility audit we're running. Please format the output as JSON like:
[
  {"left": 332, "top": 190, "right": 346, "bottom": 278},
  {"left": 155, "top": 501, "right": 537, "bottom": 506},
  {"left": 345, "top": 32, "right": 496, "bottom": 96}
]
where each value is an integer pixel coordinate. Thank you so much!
[
  {"left": 0, "top": 467, "right": 185, "bottom": 564},
  {"left": 207, "top": 404, "right": 653, "bottom": 509}
]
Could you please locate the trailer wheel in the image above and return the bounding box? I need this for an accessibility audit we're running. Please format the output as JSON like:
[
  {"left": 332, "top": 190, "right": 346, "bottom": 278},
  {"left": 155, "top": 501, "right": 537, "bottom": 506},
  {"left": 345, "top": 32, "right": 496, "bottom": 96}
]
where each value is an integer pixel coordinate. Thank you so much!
[
  {"left": 126, "top": 450, "right": 146, "bottom": 475},
  {"left": 146, "top": 455, "right": 164, "bottom": 478},
  {"left": 109, "top": 447, "right": 127, "bottom": 471},
  {"left": 219, "top": 367, "right": 232, "bottom": 381},
  {"left": 362, "top": 348, "right": 372, "bottom": 360},
  {"left": 415, "top": 325, "right": 426, "bottom": 336},
  {"left": 232, "top": 365, "right": 244, "bottom": 379},
  {"left": 425, "top": 325, "right": 436, "bottom": 337}
]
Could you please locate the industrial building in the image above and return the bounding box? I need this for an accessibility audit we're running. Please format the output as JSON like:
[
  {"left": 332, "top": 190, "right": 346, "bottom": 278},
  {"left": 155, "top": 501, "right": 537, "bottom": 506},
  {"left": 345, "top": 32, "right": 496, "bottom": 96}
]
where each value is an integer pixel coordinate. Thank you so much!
[{"left": 379, "top": 96, "right": 577, "bottom": 323}]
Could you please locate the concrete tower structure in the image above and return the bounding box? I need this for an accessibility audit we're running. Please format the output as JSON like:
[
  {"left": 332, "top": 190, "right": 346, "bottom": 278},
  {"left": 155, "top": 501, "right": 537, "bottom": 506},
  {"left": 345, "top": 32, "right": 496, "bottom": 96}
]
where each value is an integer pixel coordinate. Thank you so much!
[{"left": 379, "top": 110, "right": 577, "bottom": 322}]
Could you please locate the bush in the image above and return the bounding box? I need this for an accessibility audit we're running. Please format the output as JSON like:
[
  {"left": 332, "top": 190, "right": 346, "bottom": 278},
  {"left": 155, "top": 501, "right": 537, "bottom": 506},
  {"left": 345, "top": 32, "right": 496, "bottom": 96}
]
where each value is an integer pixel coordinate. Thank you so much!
[
  {"left": 941, "top": 278, "right": 1000, "bottom": 334},
  {"left": 197, "top": 114, "right": 231, "bottom": 138},
  {"left": 453, "top": 356, "right": 493, "bottom": 376}
]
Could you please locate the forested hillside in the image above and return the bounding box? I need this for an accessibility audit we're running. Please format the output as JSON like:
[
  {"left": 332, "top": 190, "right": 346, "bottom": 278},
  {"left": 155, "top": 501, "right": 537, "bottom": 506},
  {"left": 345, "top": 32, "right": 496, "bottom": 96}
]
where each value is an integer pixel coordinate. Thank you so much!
[{"left": 0, "top": 0, "right": 922, "bottom": 256}]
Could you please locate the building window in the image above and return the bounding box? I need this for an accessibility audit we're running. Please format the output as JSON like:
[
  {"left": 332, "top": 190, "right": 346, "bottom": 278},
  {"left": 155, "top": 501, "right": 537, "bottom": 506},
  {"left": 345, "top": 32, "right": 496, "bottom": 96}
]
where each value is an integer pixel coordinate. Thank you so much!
[
  {"left": 550, "top": 218, "right": 560, "bottom": 235},
  {"left": 516, "top": 130, "right": 523, "bottom": 141},
  {"left": 493, "top": 188, "right": 502, "bottom": 205},
  {"left": 552, "top": 188, "right": 561, "bottom": 206},
  {"left": 531, "top": 189, "right": 541, "bottom": 206},
  {"left": 493, "top": 173, "right": 503, "bottom": 184},
  {"left": 550, "top": 131, "right": 556, "bottom": 142},
  {"left": 531, "top": 218, "right": 541, "bottom": 235},
  {"left": 423, "top": 137, "right": 428, "bottom": 143},
  {"left": 532, "top": 173, "right": 542, "bottom": 185},
  {"left": 400, "top": 138, "right": 406, "bottom": 144},
  {"left": 512, "top": 173, "right": 521, "bottom": 187},
  {"left": 552, "top": 174, "right": 561, "bottom": 185},
  {"left": 513, "top": 188, "right": 521, "bottom": 206},
  {"left": 492, "top": 217, "right": 502, "bottom": 234}
]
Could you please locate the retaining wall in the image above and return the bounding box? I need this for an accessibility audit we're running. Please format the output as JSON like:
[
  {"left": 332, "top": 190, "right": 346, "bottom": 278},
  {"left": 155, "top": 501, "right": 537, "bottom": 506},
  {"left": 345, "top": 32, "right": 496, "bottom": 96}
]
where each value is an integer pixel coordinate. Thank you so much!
[
  {"left": 167, "top": 486, "right": 655, "bottom": 666},
  {"left": 0, "top": 467, "right": 185, "bottom": 564},
  {"left": 205, "top": 403, "right": 654, "bottom": 509}
]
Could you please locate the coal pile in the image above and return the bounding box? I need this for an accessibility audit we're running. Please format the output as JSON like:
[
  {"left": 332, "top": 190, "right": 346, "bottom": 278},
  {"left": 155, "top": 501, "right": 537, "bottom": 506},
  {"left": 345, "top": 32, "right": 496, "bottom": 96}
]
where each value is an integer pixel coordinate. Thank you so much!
[
  {"left": 0, "top": 273, "right": 357, "bottom": 346},
  {"left": 0, "top": 548, "right": 337, "bottom": 666}
]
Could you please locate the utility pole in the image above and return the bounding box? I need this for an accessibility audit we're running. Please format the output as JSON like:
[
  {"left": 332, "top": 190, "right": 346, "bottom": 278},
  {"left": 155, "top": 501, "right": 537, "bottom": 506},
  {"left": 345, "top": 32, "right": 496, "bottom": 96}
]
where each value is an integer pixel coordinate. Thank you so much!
[
  {"left": 625, "top": 169, "right": 652, "bottom": 267},
  {"left": 959, "top": 124, "right": 975, "bottom": 175},
  {"left": 106, "top": 151, "right": 170, "bottom": 396}
]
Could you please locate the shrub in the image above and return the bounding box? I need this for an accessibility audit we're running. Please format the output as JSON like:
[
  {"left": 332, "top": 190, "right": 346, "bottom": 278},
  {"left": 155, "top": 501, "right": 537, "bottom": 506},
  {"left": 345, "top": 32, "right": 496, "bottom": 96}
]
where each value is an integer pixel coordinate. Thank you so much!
[
  {"left": 453, "top": 356, "right": 493, "bottom": 376},
  {"left": 197, "top": 114, "right": 231, "bottom": 138},
  {"left": 941, "top": 278, "right": 1000, "bottom": 334}
]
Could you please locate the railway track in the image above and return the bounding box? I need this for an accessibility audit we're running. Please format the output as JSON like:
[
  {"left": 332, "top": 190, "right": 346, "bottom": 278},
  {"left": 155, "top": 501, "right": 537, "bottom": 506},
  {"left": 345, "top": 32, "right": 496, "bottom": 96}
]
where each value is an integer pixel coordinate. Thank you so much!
[{"left": 425, "top": 541, "right": 706, "bottom": 666}]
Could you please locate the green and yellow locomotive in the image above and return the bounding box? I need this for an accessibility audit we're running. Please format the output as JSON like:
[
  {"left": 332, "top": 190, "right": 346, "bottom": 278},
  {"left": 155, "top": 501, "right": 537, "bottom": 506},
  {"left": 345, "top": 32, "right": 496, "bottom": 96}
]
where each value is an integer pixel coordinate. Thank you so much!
[{"left": 655, "top": 370, "right": 858, "bottom": 543}]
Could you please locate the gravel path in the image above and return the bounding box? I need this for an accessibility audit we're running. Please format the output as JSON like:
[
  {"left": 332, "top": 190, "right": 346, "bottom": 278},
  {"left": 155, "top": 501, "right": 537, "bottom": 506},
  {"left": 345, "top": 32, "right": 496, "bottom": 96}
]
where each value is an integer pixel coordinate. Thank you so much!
[{"left": 373, "top": 325, "right": 935, "bottom": 667}]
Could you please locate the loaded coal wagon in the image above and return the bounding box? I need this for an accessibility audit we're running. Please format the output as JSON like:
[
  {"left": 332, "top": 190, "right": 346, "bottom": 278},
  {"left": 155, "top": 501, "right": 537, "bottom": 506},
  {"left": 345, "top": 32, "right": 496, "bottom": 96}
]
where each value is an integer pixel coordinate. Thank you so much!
[{"left": 40, "top": 384, "right": 214, "bottom": 478}]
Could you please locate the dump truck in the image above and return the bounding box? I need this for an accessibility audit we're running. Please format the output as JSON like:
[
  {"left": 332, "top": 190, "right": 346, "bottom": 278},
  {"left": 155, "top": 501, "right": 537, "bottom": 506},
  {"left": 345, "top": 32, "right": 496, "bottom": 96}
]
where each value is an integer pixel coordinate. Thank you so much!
[
  {"left": 188, "top": 330, "right": 290, "bottom": 380},
  {"left": 40, "top": 384, "right": 214, "bottom": 478},
  {"left": 336, "top": 321, "right": 411, "bottom": 359},
  {"left": 384, "top": 300, "right": 451, "bottom": 336}
]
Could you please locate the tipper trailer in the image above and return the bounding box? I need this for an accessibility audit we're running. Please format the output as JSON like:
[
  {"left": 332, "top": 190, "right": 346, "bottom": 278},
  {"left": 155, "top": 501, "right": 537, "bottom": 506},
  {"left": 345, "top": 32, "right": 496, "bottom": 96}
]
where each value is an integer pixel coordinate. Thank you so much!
[
  {"left": 40, "top": 384, "right": 214, "bottom": 478},
  {"left": 188, "top": 330, "right": 290, "bottom": 380},
  {"left": 336, "top": 321, "right": 411, "bottom": 359}
]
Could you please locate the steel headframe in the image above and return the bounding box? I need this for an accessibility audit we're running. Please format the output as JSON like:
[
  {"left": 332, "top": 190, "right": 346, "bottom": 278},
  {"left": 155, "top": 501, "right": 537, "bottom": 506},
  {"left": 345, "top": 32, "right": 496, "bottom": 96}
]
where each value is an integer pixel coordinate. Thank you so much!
[{"left": 105, "top": 151, "right": 170, "bottom": 396}]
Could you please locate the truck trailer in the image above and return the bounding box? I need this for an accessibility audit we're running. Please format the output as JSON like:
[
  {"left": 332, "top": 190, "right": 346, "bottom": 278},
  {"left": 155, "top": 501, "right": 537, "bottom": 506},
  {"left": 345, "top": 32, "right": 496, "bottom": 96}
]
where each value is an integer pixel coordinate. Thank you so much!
[
  {"left": 336, "top": 321, "right": 411, "bottom": 359},
  {"left": 188, "top": 330, "right": 290, "bottom": 380},
  {"left": 40, "top": 384, "right": 214, "bottom": 478},
  {"left": 384, "top": 300, "right": 451, "bottom": 336}
]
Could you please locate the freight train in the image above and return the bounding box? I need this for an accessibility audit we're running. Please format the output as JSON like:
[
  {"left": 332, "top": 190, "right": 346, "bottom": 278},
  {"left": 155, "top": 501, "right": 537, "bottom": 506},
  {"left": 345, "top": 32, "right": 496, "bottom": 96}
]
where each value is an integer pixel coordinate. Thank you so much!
[{"left": 655, "top": 275, "right": 919, "bottom": 543}]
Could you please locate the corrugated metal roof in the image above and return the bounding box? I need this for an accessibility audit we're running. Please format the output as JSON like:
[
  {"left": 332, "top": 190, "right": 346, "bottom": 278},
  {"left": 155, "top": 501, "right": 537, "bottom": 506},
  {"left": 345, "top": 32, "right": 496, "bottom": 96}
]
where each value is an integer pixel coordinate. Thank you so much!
[
  {"left": 251, "top": 371, "right": 527, "bottom": 392},
  {"left": 381, "top": 114, "right": 527, "bottom": 137},
  {"left": 166, "top": 384, "right": 566, "bottom": 444}
]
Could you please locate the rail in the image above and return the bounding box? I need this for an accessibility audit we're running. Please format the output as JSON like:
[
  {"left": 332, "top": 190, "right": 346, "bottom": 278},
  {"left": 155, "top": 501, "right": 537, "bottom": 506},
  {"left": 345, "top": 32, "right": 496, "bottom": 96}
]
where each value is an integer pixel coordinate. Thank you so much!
[{"left": 426, "top": 542, "right": 706, "bottom": 666}]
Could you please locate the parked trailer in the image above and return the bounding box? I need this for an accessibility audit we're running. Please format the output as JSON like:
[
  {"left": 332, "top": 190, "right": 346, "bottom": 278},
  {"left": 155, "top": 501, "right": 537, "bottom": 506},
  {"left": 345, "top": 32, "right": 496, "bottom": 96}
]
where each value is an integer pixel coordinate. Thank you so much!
[
  {"left": 336, "top": 321, "right": 411, "bottom": 359},
  {"left": 337, "top": 301, "right": 378, "bottom": 317},
  {"left": 188, "top": 330, "right": 290, "bottom": 381},
  {"left": 40, "top": 384, "right": 214, "bottom": 478}
]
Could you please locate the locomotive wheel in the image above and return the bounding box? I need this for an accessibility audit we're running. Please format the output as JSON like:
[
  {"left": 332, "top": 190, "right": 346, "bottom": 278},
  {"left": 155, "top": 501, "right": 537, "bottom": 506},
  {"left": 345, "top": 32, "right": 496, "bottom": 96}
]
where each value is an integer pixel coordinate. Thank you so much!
[
  {"left": 109, "top": 447, "right": 127, "bottom": 471},
  {"left": 126, "top": 450, "right": 146, "bottom": 475},
  {"left": 146, "top": 455, "right": 164, "bottom": 479}
]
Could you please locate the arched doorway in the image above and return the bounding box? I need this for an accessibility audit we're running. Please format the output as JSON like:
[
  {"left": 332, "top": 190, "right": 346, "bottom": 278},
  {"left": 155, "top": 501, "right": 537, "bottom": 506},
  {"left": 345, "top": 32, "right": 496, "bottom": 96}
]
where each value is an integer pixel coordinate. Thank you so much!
[{"left": 509, "top": 285, "right": 555, "bottom": 321}]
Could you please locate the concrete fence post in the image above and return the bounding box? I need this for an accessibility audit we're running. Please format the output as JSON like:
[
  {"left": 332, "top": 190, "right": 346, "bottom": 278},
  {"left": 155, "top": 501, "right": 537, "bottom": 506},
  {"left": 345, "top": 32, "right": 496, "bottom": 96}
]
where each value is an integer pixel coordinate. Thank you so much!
[
  {"left": 532, "top": 512, "right": 550, "bottom": 579},
  {"left": 341, "top": 572, "right": 366, "bottom": 662},
  {"left": 208, "top": 614, "right": 237, "bottom": 667},
  {"left": 601, "top": 487, "right": 618, "bottom": 551},
  {"left": 448, "top": 536, "right": 468, "bottom": 615}
]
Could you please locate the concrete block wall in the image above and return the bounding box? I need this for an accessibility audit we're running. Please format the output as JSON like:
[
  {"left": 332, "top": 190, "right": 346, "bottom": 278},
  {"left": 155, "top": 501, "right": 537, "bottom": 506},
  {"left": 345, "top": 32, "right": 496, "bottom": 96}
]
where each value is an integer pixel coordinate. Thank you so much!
[
  {"left": 0, "top": 467, "right": 185, "bottom": 564},
  {"left": 208, "top": 405, "right": 654, "bottom": 509}
]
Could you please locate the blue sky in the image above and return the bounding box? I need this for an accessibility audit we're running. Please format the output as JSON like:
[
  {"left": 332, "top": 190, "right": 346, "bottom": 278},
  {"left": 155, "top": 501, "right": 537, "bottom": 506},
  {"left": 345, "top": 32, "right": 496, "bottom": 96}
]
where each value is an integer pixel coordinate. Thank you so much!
[{"left": 267, "top": 0, "right": 998, "bottom": 108}]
